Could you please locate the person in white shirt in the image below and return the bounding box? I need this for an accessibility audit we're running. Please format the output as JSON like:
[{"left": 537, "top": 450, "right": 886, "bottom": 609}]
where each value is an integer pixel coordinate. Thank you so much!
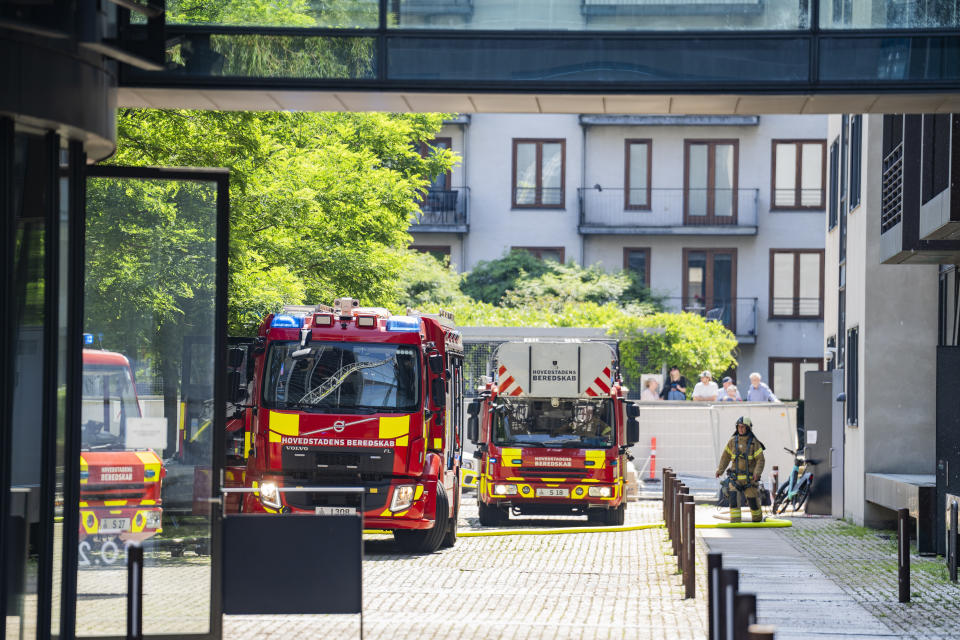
[{"left": 692, "top": 370, "right": 719, "bottom": 401}]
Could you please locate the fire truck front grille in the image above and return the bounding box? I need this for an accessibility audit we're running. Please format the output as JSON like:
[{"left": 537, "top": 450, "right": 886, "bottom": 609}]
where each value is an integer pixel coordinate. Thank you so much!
[
  {"left": 519, "top": 467, "right": 589, "bottom": 476},
  {"left": 315, "top": 453, "right": 362, "bottom": 468}
]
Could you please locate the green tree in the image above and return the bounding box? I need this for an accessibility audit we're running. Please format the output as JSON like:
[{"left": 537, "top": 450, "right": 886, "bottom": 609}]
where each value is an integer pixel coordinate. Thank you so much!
[{"left": 460, "top": 249, "right": 556, "bottom": 304}]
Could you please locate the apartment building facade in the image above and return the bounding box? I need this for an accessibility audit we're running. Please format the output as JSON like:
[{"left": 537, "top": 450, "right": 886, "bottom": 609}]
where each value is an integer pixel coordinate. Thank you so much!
[{"left": 411, "top": 113, "right": 827, "bottom": 397}]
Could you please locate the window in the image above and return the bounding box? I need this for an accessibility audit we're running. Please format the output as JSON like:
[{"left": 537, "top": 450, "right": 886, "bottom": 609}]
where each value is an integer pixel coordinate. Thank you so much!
[
  {"left": 625, "top": 139, "right": 652, "bottom": 210},
  {"left": 418, "top": 137, "right": 452, "bottom": 191},
  {"left": 684, "top": 140, "right": 739, "bottom": 224},
  {"left": 512, "top": 246, "right": 565, "bottom": 263},
  {"left": 771, "top": 140, "right": 826, "bottom": 209},
  {"left": 828, "top": 139, "right": 839, "bottom": 229},
  {"left": 623, "top": 247, "right": 651, "bottom": 288},
  {"left": 683, "top": 248, "right": 737, "bottom": 330},
  {"left": 769, "top": 249, "right": 824, "bottom": 319},
  {"left": 769, "top": 357, "right": 823, "bottom": 401},
  {"left": 846, "top": 326, "right": 858, "bottom": 426},
  {"left": 921, "top": 113, "right": 951, "bottom": 204},
  {"left": 411, "top": 245, "right": 451, "bottom": 262},
  {"left": 849, "top": 116, "right": 862, "bottom": 209},
  {"left": 512, "top": 139, "right": 565, "bottom": 208}
]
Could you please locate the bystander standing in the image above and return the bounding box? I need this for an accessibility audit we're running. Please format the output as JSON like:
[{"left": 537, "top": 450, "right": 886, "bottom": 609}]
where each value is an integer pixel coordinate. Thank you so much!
[{"left": 745, "top": 372, "right": 778, "bottom": 402}]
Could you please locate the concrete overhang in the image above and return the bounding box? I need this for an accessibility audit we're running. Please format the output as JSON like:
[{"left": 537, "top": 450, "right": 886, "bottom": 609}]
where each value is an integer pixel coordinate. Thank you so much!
[{"left": 117, "top": 89, "right": 960, "bottom": 115}]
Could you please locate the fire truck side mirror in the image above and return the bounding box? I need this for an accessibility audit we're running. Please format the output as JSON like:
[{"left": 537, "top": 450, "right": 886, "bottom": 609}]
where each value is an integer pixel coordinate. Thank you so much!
[
  {"left": 227, "top": 371, "right": 243, "bottom": 402},
  {"left": 428, "top": 352, "right": 444, "bottom": 375},
  {"left": 228, "top": 347, "right": 245, "bottom": 369},
  {"left": 467, "top": 415, "right": 479, "bottom": 443},
  {"left": 467, "top": 400, "right": 481, "bottom": 417},
  {"left": 626, "top": 403, "right": 640, "bottom": 446},
  {"left": 431, "top": 377, "right": 446, "bottom": 408}
]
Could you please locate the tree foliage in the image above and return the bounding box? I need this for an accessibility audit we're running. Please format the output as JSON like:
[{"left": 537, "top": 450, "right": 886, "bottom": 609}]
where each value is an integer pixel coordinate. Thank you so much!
[
  {"left": 610, "top": 312, "right": 739, "bottom": 393},
  {"left": 106, "top": 109, "right": 454, "bottom": 335}
]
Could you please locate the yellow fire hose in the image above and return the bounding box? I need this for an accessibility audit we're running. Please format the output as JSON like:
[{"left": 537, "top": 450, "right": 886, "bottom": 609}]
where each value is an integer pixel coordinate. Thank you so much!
[{"left": 364, "top": 518, "right": 791, "bottom": 537}]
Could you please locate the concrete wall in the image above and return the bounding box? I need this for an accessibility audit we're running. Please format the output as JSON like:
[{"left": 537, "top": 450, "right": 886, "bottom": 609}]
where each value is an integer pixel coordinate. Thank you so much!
[{"left": 823, "top": 114, "right": 939, "bottom": 526}]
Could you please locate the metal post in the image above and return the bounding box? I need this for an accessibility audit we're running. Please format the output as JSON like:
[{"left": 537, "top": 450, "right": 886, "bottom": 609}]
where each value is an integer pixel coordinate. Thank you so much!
[
  {"left": 898, "top": 508, "right": 910, "bottom": 603},
  {"left": 664, "top": 471, "right": 674, "bottom": 533},
  {"left": 677, "top": 493, "right": 688, "bottom": 572},
  {"left": 718, "top": 568, "right": 739, "bottom": 640},
  {"left": 733, "top": 593, "right": 757, "bottom": 640},
  {"left": 684, "top": 500, "right": 696, "bottom": 599},
  {"left": 127, "top": 544, "right": 144, "bottom": 640},
  {"left": 672, "top": 483, "right": 683, "bottom": 555},
  {"left": 950, "top": 501, "right": 958, "bottom": 583},
  {"left": 707, "top": 553, "right": 723, "bottom": 640},
  {"left": 747, "top": 624, "right": 776, "bottom": 639}
]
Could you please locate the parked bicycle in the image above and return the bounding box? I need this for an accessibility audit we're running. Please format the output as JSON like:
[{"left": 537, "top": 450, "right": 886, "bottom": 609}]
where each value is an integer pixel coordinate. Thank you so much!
[{"left": 772, "top": 447, "right": 815, "bottom": 514}]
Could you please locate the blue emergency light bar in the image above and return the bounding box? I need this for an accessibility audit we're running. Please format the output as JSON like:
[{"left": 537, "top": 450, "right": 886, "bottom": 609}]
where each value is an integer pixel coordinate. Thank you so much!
[
  {"left": 83, "top": 333, "right": 94, "bottom": 346},
  {"left": 270, "top": 314, "right": 303, "bottom": 329},
  {"left": 386, "top": 316, "right": 420, "bottom": 332}
]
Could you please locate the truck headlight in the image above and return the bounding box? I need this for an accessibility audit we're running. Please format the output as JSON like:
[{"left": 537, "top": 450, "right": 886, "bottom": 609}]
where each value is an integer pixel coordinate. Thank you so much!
[
  {"left": 493, "top": 484, "right": 518, "bottom": 496},
  {"left": 259, "top": 481, "right": 281, "bottom": 509},
  {"left": 588, "top": 486, "right": 612, "bottom": 497},
  {"left": 390, "top": 485, "right": 416, "bottom": 512},
  {"left": 144, "top": 510, "right": 162, "bottom": 529}
]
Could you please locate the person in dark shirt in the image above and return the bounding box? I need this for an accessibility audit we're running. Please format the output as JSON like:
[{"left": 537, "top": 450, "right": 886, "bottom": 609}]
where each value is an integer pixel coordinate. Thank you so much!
[{"left": 660, "top": 366, "right": 689, "bottom": 401}]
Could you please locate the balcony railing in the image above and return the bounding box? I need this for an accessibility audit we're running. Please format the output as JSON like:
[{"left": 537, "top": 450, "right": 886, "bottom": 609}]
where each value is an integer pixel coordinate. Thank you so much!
[
  {"left": 410, "top": 187, "right": 469, "bottom": 231},
  {"left": 578, "top": 187, "right": 758, "bottom": 233},
  {"left": 661, "top": 296, "right": 758, "bottom": 340}
]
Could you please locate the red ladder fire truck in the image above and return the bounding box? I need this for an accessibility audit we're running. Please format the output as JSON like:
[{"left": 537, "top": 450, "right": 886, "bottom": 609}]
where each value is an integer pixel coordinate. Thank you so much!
[
  {"left": 468, "top": 341, "right": 639, "bottom": 526},
  {"left": 228, "top": 298, "right": 465, "bottom": 552}
]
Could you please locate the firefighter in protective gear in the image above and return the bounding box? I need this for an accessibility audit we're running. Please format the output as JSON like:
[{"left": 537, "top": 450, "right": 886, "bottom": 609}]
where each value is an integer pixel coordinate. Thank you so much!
[{"left": 715, "top": 416, "right": 765, "bottom": 522}]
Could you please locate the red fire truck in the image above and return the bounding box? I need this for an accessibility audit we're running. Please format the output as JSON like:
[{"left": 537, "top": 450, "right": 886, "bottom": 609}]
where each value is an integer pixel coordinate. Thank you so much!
[
  {"left": 80, "top": 345, "right": 165, "bottom": 564},
  {"left": 231, "top": 298, "right": 465, "bottom": 553},
  {"left": 469, "top": 341, "right": 639, "bottom": 526}
]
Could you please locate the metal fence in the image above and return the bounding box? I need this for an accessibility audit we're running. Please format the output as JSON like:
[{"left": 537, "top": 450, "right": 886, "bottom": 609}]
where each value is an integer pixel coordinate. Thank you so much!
[
  {"left": 660, "top": 296, "right": 758, "bottom": 339},
  {"left": 410, "top": 186, "right": 469, "bottom": 228},
  {"left": 578, "top": 187, "right": 759, "bottom": 230}
]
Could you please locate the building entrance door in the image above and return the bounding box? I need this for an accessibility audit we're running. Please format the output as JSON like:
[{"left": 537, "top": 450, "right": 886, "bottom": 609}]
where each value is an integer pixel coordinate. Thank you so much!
[{"left": 68, "top": 166, "right": 229, "bottom": 640}]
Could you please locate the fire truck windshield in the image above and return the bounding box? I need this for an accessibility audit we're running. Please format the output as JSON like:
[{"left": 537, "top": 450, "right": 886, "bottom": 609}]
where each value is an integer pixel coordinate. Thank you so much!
[
  {"left": 263, "top": 342, "right": 420, "bottom": 413},
  {"left": 492, "top": 397, "right": 614, "bottom": 448},
  {"left": 81, "top": 364, "right": 141, "bottom": 450}
]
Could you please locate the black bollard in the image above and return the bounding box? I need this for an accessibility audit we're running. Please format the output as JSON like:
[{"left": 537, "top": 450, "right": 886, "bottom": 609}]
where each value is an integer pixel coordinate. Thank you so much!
[
  {"left": 707, "top": 553, "right": 723, "bottom": 640},
  {"left": 898, "top": 508, "right": 910, "bottom": 603},
  {"left": 127, "top": 544, "right": 144, "bottom": 640},
  {"left": 733, "top": 593, "right": 757, "bottom": 640},
  {"left": 950, "top": 501, "right": 958, "bottom": 583},
  {"left": 718, "top": 568, "right": 739, "bottom": 640},
  {"left": 684, "top": 500, "right": 696, "bottom": 599},
  {"left": 672, "top": 484, "right": 684, "bottom": 555},
  {"left": 665, "top": 472, "right": 674, "bottom": 537},
  {"left": 678, "top": 494, "right": 692, "bottom": 573}
]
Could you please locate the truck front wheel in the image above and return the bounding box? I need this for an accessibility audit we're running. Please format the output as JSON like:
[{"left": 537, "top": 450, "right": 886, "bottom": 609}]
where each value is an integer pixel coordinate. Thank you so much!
[
  {"left": 394, "top": 484, "right": 449, "bottom": 553},
  {"left": 604, "top": 504, "right": 626, "bottom": 526},
  {"left": 477, "top": 500, "right": 505, "bottom": 526}
]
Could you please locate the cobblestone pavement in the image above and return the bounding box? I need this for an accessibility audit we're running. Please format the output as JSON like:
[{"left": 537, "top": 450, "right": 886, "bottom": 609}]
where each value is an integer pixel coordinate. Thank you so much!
[
  {"left": 779, "top": 516, "right": 960, "bottom": 640},
  {"left": 225, "top": 497, "right": 708, "bottom": 640}
]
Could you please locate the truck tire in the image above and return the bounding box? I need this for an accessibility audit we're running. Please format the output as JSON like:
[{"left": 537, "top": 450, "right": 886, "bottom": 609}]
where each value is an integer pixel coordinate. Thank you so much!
[
  {"left": 604, "top": 504, "right": 626, "bottom": 526},
  {"left": 587, "top": 510, "right": 605, "bottom": 524},
  {"left": 441, "top": 492, "right": 458, "bottom": 548},
  {"left": 394, "top": 484, "right": 448, "bottom": 553},
  {"left": 477, "top": 500, "right": 503, "bottom": 526}
]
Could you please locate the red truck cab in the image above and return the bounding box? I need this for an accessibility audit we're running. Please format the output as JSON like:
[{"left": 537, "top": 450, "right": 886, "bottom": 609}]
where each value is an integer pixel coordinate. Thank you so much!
[
  {"left": 469, "top": 341, "right": 640, "bottom": 526},
  {"left": 235, "top": 299, "right": 464, "bottom": 553}
]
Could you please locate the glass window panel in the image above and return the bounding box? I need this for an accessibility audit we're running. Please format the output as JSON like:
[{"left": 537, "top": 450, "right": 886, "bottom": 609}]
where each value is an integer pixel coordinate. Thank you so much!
[
  {"left": 77, "top": 177, "right": 219, "bottom": 636},
  {"left": 515, "top": 143, "right": 537, "bottom": 205},
  {"left": 712, "top": 253, "right": 733, "bottom": 302},
  {"left": 772, "top": 252, "right": 795, "bottom": 315},
  {"left": 799, "top": 361, "right": 820, "bottom": 400},
  {"left": 626, "top": 250, "right": 647, "bottom": 286},
  {"left": 539, "top": 248, "right": 563, "bottom": 263},
  {"left": 714, "top": 144, "right": 735, "bottom": 217},
  {"left": 7, "top": 132, "right": 50, "bottom": 640},
  {"left": 688, "top": 144, "right": 708, "bottom": 216},
  {"left": 798, "top": 253, "right": 821, "bottom": 315},
  {"left": 819, "top": 0, "right": 960, "bottom": 28},
  {"left": 774, "top": 143, "right": 797, "bottom": 207},
  {"left": 164, "top": 1, "right": 380, "bottom": 28},
  {"left": 426, "top": 139, "right": 451, "bottom": 191},
  {"left": 800, "top": 143, "right": 823, "bottom": 206},
  {"left": 163, "top": 34, "right": 376, "bottom": 79},
  {"left": 686, "top": 252, "right": 706, "bottom": 303},
  {"left": 541, "top": 142, "right": 563, "bottom": 206},
  {"left": 772, "top": 362, "right": 794, "bottom": 400},
  {"left": 628, "top": 143, "right": 649, "bottom": 207}
]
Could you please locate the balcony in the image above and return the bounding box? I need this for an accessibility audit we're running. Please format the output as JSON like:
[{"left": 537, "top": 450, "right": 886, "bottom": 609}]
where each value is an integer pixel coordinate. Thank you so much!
[
  {"left": 410, "top": 187, "right": 470, "bottom": 233},
  {"left": 578, "top": 188, "right": 758, "bottom": 235},
  {"left": 661, "top": 296, "right": 758, "bottom": 342}
]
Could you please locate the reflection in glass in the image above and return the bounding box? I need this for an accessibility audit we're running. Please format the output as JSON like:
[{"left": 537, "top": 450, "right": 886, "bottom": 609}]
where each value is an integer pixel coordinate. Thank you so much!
[
  {"left": 687, "top": 144, "right": 708, "bottom": 217},
  {"left": 714, "top": 144, "right": 734, "bottom": 217},
  {"left": 821, "top": 0, "right": 959, "bottom": 28},
  {"left": 162, "top": 0, "right": 380, "bottom": 28},
  {"left": 165, "top": 34, "right": 376, "bottom": 79},
  {"left": 492, "top": 397, "right": 615, "bottom": 448},
  {"left": 77, "top": 178, "right": 218, "bottom": 636},
  {"left": 627, "top": 142, "right": 649, "bottom": 208},
  {"left": 394, "top": 0, "right": 809, "bottom": 30},
  {"left": 541, "top": 143, "right": 563, "bottom": 206},
  {"left": 515, "top": 142, "right": 537, "bottom": 205}
]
